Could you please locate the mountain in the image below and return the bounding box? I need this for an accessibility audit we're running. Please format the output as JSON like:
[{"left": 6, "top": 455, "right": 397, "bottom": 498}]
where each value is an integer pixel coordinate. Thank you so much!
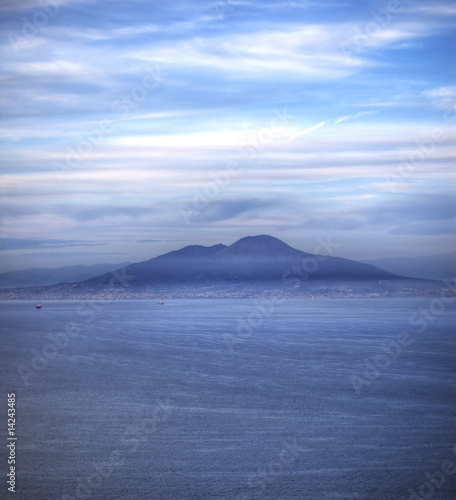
[
  {"left": 84, "top": 234, "right": 399, "bottom": 288},
  {"left": 362, "top": 252, "right": 456, "bottom": 281},
  {"left": 0, "top": 262, "right": 132, "bottom": 289},
  {"left": 2, "top": 235, "right": 448, "bottom": 299}
]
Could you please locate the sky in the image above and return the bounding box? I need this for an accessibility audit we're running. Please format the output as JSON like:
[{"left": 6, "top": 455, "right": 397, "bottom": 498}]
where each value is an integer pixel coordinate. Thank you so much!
[{"left": 0, "top": 0, "right": 455, "bottom": 272}]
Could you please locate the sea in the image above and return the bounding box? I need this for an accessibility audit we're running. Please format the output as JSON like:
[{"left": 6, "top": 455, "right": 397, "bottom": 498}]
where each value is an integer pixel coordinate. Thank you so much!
[{"left": 0, "top": 298, "right": 455, "bottom": 500}]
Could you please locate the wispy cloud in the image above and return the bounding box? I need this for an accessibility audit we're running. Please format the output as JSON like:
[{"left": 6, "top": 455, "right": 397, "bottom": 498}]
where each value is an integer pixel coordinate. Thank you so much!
[
  {"left": 287, "top": 121, "right": 326, "bottom": 142},
  {"left": 333, "top": 111, "right": 376, "bottom": 125},
  {"left": 0, "top": 238, "right": 104, "bottom": 251},
  {"left": 421, "top": 86, "right": 456, "bottom": 110},
  {"left": 192, "top": 198, "right": 276, "bottom": 222},
  {"left": 409, "top": 2, "right": 456, "bottom": 16}
]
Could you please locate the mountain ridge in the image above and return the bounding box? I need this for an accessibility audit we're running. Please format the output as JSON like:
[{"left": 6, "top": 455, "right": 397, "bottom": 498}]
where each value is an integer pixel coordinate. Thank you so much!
[
  {"left": 1, "top": 235, "right": 449, "bottom": 299},
  {"left": 76, "top": 234, "right": 401, "bottom": 288}
]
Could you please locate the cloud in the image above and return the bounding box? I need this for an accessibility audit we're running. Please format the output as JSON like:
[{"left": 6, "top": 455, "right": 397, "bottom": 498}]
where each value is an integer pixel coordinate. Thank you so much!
[
  {"left": 211, "top": 1, "right": 350, "bottom": 11},
  {"left": 68, "top": 205, "right": 155, "bottom": 221},
  {"left": 0, "top": 238, "right": 104, "bottom": 251},
  {"left": 421, "top": 86, "right": 456, "bottom": 111},
  {"left": 287, "top": 121, "right": 326, "bottom": 142},
  {"left": 333, "top": 111, "right": 376, "bottom": 125},
  {"left": 129, "top": 24, "right": 377, "bottom": 80},
  {"left": 136, "top": 239, "right": 164, "bottom": 243},
  {"left": 410, "top": 2, "right": 456, "bottom": 17},
  {"left": 11, "top": 250, "right": 128, "bottom": 260},
  {"left": 355, "top": 194, "right": 456, "bottom": 236},
  {"left": 192, "top": 198, "right": 275, "bottom": 222},
  {"left": 303, "top": 216, "right": 365, "bottom": 231},
  {"left": 292, "top": 193, "right": 456, "bottom": 237},
  {"left": 368, "top": 194, "right": 456, "bottom": 223},
  {"left": 390, "top": 220, "right": 455, "bottom": 235}
]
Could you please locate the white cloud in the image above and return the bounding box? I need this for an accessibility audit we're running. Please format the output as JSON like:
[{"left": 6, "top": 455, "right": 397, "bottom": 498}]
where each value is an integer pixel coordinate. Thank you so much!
[
  {"left": 333, "top": 111, "right": 377, "bottom": 125},
  {"left": 287, "top": 121, "right": 326, "bottom": 141},
  {"left": 122, "top": 19, "right": 443, "bottom": 83},
  {"left": 410, "top": 2, "right": 456, "bottom": 16},
  {"left": 421, "top": 86, "right": 456, "bottom": 110},
  {"left": 129, "top": 25, "right": 368, "bottom": 80}
]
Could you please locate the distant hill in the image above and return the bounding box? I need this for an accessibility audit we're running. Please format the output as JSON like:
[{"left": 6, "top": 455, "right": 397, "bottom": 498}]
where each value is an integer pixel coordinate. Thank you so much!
[
  {"left": 362, "top": 252, "right": 456, "bottom": 281},
  {"left": 0, "top": 262, "right": 132, "bottom": 289}
]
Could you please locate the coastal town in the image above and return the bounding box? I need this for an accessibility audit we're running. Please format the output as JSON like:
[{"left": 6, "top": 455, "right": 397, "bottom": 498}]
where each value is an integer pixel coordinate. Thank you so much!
[{"left": 0, "top": 279, "right": 452, "bottom": 301}]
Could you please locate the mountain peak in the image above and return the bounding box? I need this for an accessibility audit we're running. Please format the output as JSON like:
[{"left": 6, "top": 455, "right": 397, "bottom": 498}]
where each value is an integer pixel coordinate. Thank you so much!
[{"left": 223, "top": 235, "right": 303, "bottom": 257}]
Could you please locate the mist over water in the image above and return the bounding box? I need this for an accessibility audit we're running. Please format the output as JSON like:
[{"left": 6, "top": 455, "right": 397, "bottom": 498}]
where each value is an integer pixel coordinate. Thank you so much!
[{"left": 1, "top": 299, "right": 455, "bottom": 499}]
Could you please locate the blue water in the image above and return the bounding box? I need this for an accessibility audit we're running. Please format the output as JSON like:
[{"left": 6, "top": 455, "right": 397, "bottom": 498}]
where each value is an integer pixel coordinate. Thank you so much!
[{"left": 0, "top": 299, "right": 455, "bottom": 499}]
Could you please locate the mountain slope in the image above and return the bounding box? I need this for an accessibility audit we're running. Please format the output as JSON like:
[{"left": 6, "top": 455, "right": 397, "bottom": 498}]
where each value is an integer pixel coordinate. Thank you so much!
[
  {"left": 1, "top": 235, "right": 448, "bottom": 299},
  {"left": 83, "top": 234, "right": 399, "bottom": 288}
]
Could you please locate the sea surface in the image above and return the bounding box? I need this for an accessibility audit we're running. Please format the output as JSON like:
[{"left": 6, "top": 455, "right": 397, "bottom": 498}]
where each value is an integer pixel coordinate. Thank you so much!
[{"left": 0, "top": 298, "right": 455, "bottom": 500}]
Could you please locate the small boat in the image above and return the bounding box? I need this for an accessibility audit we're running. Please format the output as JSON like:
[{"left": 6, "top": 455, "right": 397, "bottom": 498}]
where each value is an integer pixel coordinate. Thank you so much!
[
  {"left": 157, "top": 301, "right": 164, "bottom": 305},
  {"left": 35, "top": 304, "right": 42, "bottom": 309}
]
